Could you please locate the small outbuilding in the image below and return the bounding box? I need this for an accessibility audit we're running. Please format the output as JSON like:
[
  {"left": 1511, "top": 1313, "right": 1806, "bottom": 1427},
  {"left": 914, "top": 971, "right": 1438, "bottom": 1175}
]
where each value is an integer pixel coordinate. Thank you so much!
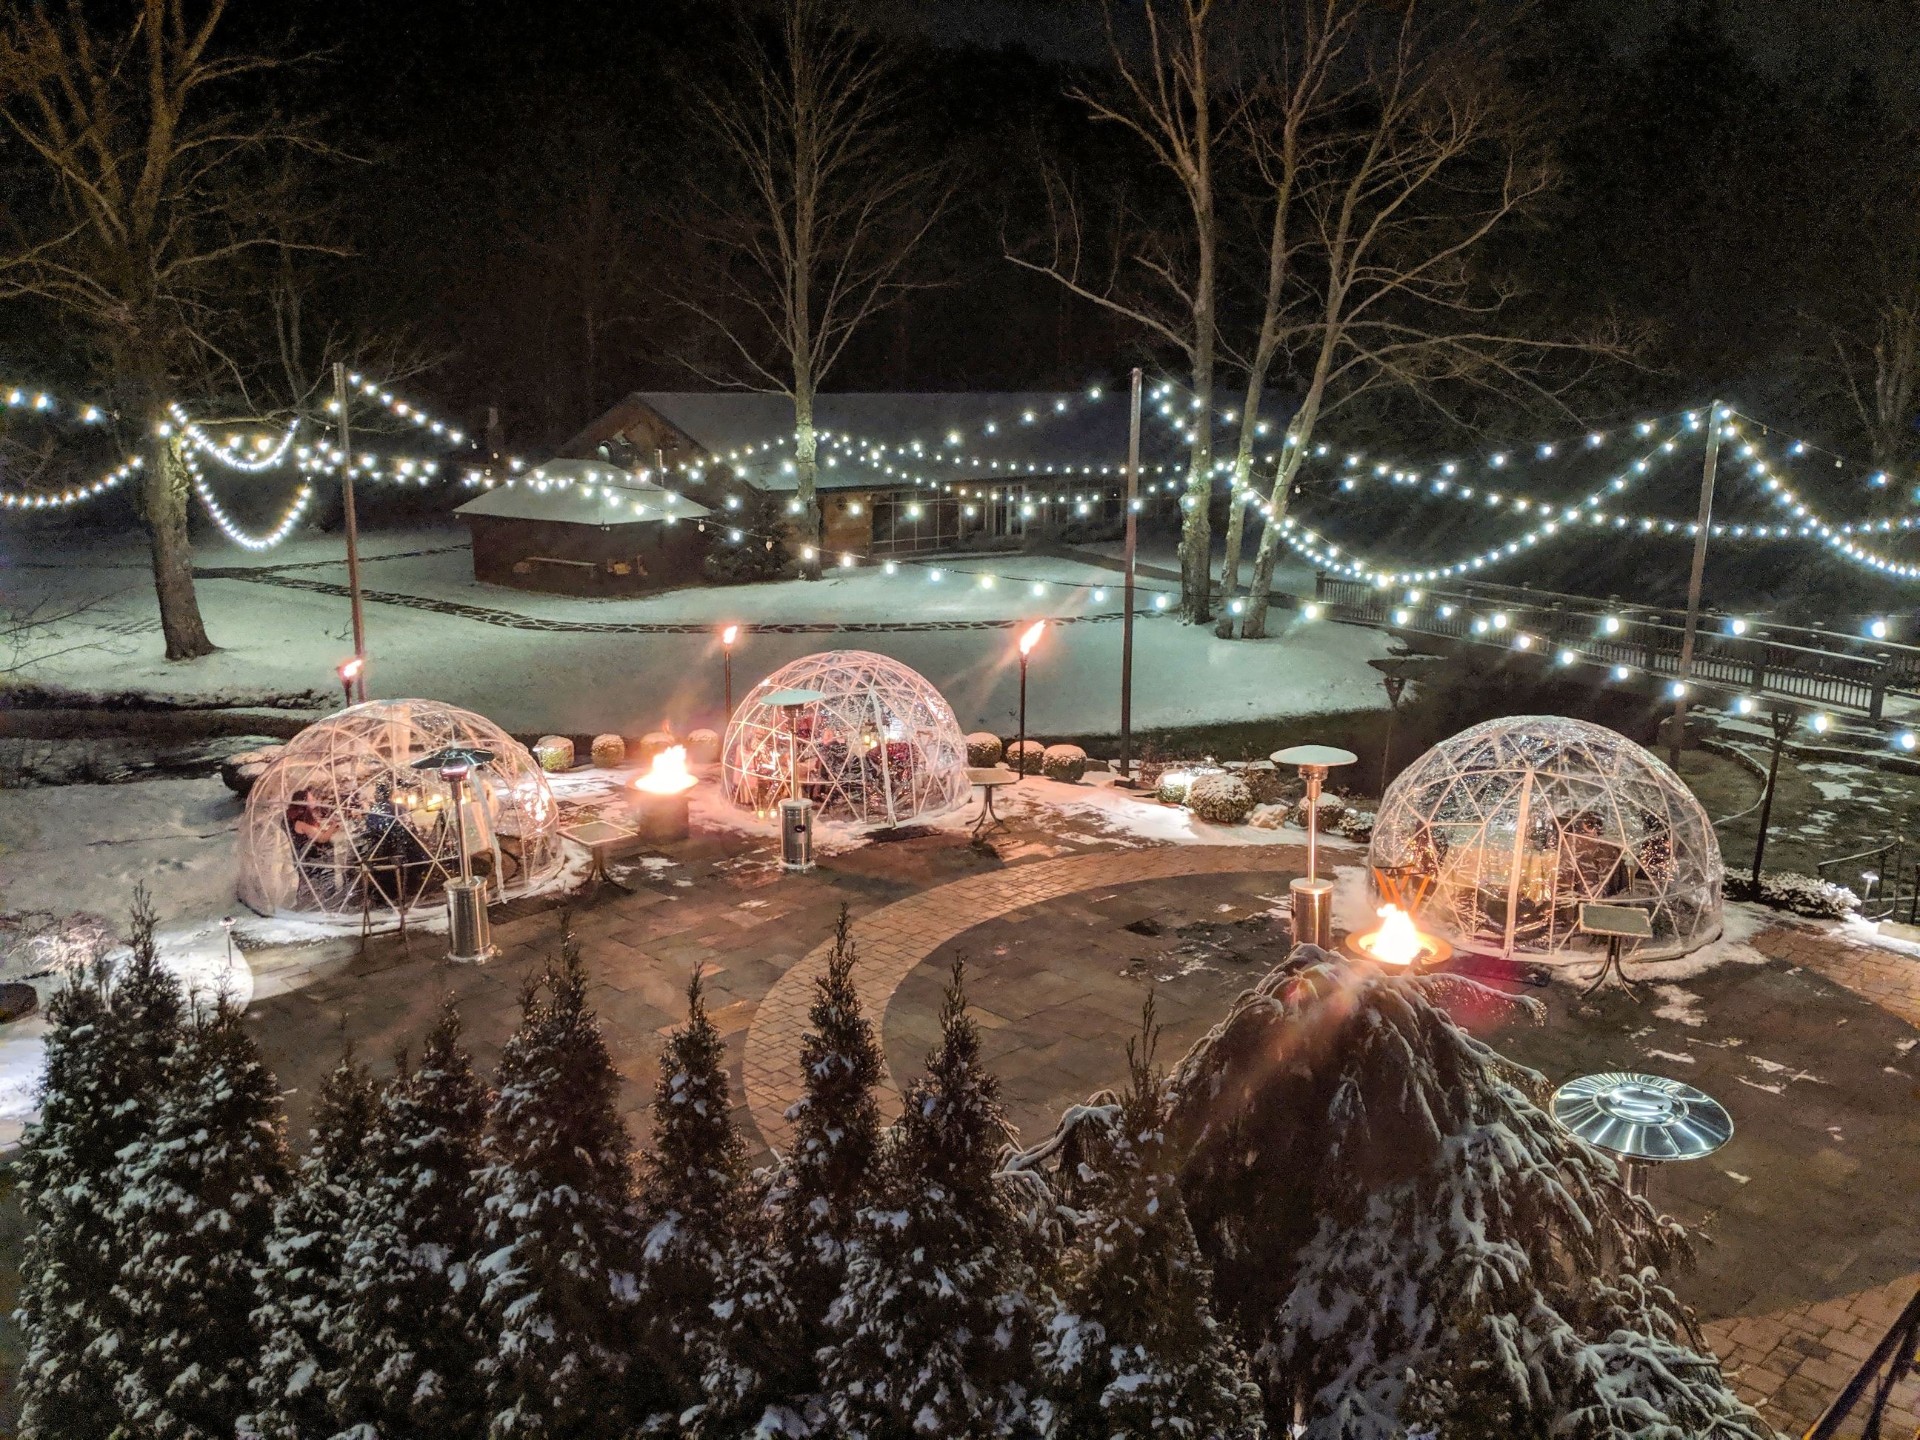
[{"left": 455, "top": 459, "right": 713, "bottom": 595}]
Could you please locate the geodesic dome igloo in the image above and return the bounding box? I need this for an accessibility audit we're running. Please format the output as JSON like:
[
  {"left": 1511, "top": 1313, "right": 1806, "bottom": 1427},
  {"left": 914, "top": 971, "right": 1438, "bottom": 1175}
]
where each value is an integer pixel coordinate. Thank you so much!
[
  {"left": 237, "top": 699, "right": 563, "bottom": 919},
  {"left": 723, "top": 650, "right": 969, "bottom": 826},
  {"left": 1368, "top": 715, "right": 1722, "bottom": 960}
]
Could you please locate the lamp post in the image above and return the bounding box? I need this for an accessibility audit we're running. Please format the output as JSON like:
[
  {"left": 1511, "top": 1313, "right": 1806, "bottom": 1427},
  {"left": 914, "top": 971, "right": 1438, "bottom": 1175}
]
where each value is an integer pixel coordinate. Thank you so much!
[
  {"left": 332, "top": 362, "right": 367, "bottom": 701},
  {"left": 1272, "top": 743, "right": 1358, "bottom": 950},
  {"left": 721, "top": 624, "right": 739, "bottom": 722},
  {"left": 1749, "top": 704, "right": 1797, "bottom": 889},
  {"left": 1120, "top": 366, "right": 1142, "bottom": 781},
  {"left": 1016, "top": 620, "right": 1045, "bottom": 781},
  {"left": 336, "top": 655, "right": 364, "bottom": 708}
]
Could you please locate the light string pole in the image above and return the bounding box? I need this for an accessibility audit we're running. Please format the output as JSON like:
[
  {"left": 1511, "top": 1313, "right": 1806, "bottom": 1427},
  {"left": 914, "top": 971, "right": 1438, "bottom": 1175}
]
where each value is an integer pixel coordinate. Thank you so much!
[
  {"left": 1669, "top": 400, "right": 1724, "bottom": 769},
  {"left": 1016, "top": 620, "right": 1045, "bottom": 781},
  {"left": 332, "top": 361, "right": 367, "bottom": 702},
  {"left": 1120, "top": 366, "right": 1142, "bottom": 781}
]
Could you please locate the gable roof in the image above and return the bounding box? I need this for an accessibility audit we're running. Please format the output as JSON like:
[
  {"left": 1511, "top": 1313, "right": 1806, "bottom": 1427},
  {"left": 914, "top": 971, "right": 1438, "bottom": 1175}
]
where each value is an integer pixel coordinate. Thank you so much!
[{"left": 454, "top": 458, "right": 713, "bottom": 526}]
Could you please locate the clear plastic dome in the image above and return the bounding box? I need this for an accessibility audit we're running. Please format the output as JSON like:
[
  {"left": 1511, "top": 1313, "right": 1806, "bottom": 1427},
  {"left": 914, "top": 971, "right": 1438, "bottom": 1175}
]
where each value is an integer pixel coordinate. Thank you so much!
[
  {"left": 237, "top": 699, "right": 562, "bottom": 919},
  {"left": 723, "top": 650, "right": 969, "bottom": 826},
  {"left": 1368, "top": 715, "right": 1723, "bottom": 960}
]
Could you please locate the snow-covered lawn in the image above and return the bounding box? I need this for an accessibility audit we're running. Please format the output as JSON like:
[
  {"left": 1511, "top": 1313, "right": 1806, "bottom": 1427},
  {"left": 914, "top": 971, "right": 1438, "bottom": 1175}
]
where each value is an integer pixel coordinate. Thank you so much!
[{"left": 8, "top": 524, "right": 1391, "bottom": 734}]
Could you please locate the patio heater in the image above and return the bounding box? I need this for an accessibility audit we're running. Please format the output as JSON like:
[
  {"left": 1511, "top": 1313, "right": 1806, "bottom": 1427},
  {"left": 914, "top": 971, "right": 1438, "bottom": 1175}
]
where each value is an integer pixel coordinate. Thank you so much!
[
  {"left": 411, "top": 744, "right": 497, "bottom": 962},
  {"left": 763, "top": 686, "right": 827, "bottom": 871},
  {"left": 1272, "top": 743, "right": 1357, "bottom": 950},
  {"left": 1551, "top": 1071, "right": 1732, "bottom": 1199}
]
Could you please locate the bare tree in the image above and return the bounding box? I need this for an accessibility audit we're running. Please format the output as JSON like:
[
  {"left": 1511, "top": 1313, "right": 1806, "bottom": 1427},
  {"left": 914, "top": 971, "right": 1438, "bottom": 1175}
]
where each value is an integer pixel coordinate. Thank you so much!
[
  {"left": 1009, "top": 0, "right": 1231, "bottom": 622},
  {"left": 683, "top": 0, "right": 946, "bottom": 580},
  {"left": 1816, "top": 163, "right": 1920, "bottom": 471},
  {"left": 1233, "top": 0, "right": 1632, "bottom": 638},
  {"left": 0, "top": 0, "right": 331, "bottom": 659}
]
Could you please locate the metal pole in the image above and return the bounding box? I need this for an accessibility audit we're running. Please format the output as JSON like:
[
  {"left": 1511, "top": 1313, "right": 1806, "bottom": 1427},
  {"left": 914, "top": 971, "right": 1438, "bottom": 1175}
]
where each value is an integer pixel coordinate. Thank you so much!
[
  {"left": 723, "top": 650, "right": 733, "bottom": 724},
  {"left": 1669, "top": 401, "right": 1723, "bottom": 768},
  {"left": 332, "top": 362, "right": 367, "bottom": 701},
  {"left": 1751, "top": 712, "right": 1788, "bottom": 887},
  {"left": 450, "top": 773, "right": 472, "bottom": 883},
  {"left": 1120, "top": 367, "right": 1142, "bottom": 779},
  {"left": 1017, "top": 654, "right": 1028, "bottom": 783}
]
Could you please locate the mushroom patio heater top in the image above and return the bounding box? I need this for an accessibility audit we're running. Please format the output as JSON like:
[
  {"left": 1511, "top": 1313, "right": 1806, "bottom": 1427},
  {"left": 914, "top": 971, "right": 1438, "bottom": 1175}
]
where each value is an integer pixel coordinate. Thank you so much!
[
  {"left": 1272, "top": 743, "right": 1357, "bottom": 950},
  {"left": 1551, "top": 1071, "right": 1733, "bottom": 1198}
]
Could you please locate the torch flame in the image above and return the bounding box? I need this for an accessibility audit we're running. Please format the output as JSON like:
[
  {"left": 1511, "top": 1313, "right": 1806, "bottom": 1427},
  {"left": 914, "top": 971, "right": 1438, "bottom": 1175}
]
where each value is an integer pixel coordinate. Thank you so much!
[
  {"left": 1019, "top": 620, "right": 1045, "bottom": 657},
  {"left": 721, "top": 624, "right": 739, "bottom": 646},
  {"left": 1365, "top": 904, "right": 1425, "bottom": 967},
  {"left": 634, "top": 745, "right": 697, "bottom": 795}
]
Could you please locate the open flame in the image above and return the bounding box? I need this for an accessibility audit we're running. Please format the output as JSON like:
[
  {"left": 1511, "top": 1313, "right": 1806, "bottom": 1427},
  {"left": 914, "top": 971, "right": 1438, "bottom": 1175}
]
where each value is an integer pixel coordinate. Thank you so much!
[
  {"left": 1019, "top": 620, "right": 1045, "bottom": 657},
  {"left": 633, "top": 744, "right": 697, "bottom": 796},
  {"left": 1361, "top": 903, "right": 1425, "bottom": 967}
]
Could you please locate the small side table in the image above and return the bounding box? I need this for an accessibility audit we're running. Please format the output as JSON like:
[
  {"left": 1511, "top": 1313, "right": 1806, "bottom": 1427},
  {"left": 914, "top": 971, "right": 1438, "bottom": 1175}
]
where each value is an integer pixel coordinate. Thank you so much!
[
  {"left": 1577, "top": 901, "right": 1654, "bottom": 996},
  {"left": 1551, "top": 1071, "right": 1733, "bottom": 1198},
  {"left": 968, "top": 766, "right": 1018, "bottom": 839},
  {"left": 561, "top": 818, "right": 641, "bottom": 890}
]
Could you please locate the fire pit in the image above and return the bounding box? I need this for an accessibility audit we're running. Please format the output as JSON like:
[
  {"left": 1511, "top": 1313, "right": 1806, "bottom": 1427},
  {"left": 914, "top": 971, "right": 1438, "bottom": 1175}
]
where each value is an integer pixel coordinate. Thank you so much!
[
  {"left": 630, "top": 745, "right": 697, "bottom": 842},
  {"left": 1342, "top": 903, "right": 1454, "bottom": 972}
]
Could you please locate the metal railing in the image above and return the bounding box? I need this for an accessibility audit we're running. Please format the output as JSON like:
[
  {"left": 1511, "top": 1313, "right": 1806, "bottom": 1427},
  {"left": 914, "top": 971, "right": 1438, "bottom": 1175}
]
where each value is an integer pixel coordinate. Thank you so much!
[
  {"left": 1314, "top": 575, "right": 1920, "bottom": 720},
  {"left": 1816, "top": 841, "right": 1911, "bottom": 921},
  {"left": 1803, "top": 1283, "right": 1920, "bottom": 1439}
]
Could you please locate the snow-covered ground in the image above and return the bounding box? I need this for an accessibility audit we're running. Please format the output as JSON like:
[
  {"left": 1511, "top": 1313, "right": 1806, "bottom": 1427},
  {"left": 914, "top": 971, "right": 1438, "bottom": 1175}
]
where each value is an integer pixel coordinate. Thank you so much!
[{"left": 7, "top": 524, "right": 1389, "bottom": 734}]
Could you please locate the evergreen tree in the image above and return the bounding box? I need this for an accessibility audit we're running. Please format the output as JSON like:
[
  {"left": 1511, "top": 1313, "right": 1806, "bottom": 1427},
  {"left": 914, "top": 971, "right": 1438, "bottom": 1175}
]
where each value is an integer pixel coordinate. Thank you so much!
[
  {"left": 476, "top": 926, "right": 662, "bottom": 1437},
  {"left": 14, "top": 889, "right": 184, "bottom": 1440},
  {"left": 324, "top": 1002, "right": 492, "bottom": 1439},
  {"left": 1163, "top": 947, "right": 1773, "bottom": 1439},
  {"left": 248, "top": 1045, "right": 380, "bottom": 1438},
  {"left": 110, "top": 994, "right": 292, "bottom": 1439},
  {"left": 707, "top": 906, "right": 886, "bottom": 1431},
  {"left": 821, "top": 958, "right": 1039, "bottom": 1439},
  {"left": 1035, "top": 998, "right": 1264, "bottom": 1439},
  {"left": 639, "top": 969, "right": 750, "bottom": 1428}
]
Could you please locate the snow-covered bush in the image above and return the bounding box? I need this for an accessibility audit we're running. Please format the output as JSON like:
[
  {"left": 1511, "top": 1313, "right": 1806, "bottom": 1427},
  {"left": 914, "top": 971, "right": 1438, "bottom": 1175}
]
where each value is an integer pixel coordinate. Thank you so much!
[
  {"left": 1041, "top": 743, "right": 1087, "bottom": 783},
  {"left": 1156, "top": 764, "right": 1221, "bottom": 804},
  {"left": 1295, "top": 790, "right": 1347, "bottom": 825},
  {"left": 1333, "top": 807, "right": 1376, "bottom": 842},
  {"left": 1756, "top": 870, "right": 1862, "bottom": 918},
  {"left": 685, "top": 728, "right": 722, "bottom": 764},
  {"left": 1188, "top": 772, "right": 1254, "bottom": 825},
  {"left": 1006, "top": 738, "right": 1045, "bottom": 775},
  {"left": 967, "top": 732, "right": 1004, "bottom": 767},
  {"left": 590, "top": 733, "right": 626, "bottom": 768},
  {"left": 533, "top": 735, "right": 574, "bottom": 772},
  {"left": 1239, "top": 761, "right": 1290, "bottom": 806},
  {"left": 637, "top": 730, "right": 677, "bottom": 765}
]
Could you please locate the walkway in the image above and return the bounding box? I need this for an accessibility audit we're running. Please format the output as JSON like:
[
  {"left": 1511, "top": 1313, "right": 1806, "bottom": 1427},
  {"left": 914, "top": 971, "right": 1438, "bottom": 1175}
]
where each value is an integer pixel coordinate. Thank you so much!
[{"left": 741, "top": 843, "right": 1302, "bottom": 1152}]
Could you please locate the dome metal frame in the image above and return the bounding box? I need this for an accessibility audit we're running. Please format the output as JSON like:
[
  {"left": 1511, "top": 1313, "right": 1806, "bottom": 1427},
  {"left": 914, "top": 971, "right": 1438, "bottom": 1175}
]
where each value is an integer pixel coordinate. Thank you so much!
[
  {"left": 722, "top": 650, "right": 969, "bottom": 827},
  {"left": 236, "top": 699, "right": 562, "bottom": 920},
  {"left": 1368, "top": 715, "right": 1723, "bottom": 961}
]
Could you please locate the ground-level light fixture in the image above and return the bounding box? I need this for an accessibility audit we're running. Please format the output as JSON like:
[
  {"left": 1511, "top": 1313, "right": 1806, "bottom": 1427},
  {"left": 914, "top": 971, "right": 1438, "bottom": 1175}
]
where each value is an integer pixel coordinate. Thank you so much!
[{"left": 336, "top": 655, "right": 365, "bottom": 706}]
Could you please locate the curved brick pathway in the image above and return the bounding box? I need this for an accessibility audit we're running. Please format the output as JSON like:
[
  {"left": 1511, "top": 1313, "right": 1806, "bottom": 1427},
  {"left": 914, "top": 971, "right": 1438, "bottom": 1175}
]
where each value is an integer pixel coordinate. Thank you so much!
[{"left": 741, "top": 844, "right": 1302, "bottom": 1154}]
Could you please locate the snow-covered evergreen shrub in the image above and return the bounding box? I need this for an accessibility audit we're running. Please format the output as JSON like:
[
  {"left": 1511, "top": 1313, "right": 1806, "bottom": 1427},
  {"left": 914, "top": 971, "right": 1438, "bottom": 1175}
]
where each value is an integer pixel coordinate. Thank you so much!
[
  {"left": 639, "top": 970, "right": 750, "bottom": 1423},
  {"left": 821, "top": 959, "right": 1042, "bottom": 1437},
  {"left": 1333, "top": 807, "right": 1376, "bottom": 842},
  {"left": 110, "top": 996, "right": 291, "bottom": 1439},
  {"left": 687, "top": 727, "right": 722, "bottom": 764},
  {"left": 1165, "top": 948, "right": 1773, "bottom": 1440},
  {"left": 591, "top": 733, "right": 626, "bottom": 768},
  {"left": 533, "top": 735, "right": 574, "bottom": 771},
  {"left": 14, "top": 889, "right": 183, "bottom": 1440},
  {"left": 1240, "top": 761, "right": 1290, "bottom": 806},
  {"left": 638, "top": 729, "right": 678, "bottom": 764},
  {"left": 1006, "top": 738, "right": 1045, "bottom": 775},
  {"left": 1034, "top": 1000, "right": 1264, "bottom": 1438},
  {"left": 1188, "top": 772, "right": 1254, "bottom": 825},
  {"left": 709, "top": 907, "right": 885, "bottom": 1433},
  {"left": 1041, "top": 744, "right": 1088, "bottom": 783},
  {"left": 249, "top": 1048, "right": 380, "bottom": 1439},
  {"left": 1756, "top": 870, "right": 1861, "bottom": 918},
  {"left": 967, "top": 732, "right": 1004, "bottom": 767},
  {"left": 1155, "top": 764, "right": 1221, "bottom": 804},
  {"left": 477, "top": 926, "right": 664, "bottom": 1434},
  {"left": 1294, "top": 790, "right": 1347, "bottom": 824},
  {"left": 324, "top": 1001, "right": 492, "bottom": 1439}
]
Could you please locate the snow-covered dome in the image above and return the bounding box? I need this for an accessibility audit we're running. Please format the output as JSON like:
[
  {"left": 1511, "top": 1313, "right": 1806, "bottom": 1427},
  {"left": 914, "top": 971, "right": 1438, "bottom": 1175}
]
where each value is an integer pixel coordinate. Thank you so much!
[
  {"left": 1369, "top": 715, "right": 1722, "bottom": 960},
  {"left": 237, "top": 699, "right": 562, "bottom": 919},
  {"left": 723, "top": 650, "right": 969, "bottom": 826}
]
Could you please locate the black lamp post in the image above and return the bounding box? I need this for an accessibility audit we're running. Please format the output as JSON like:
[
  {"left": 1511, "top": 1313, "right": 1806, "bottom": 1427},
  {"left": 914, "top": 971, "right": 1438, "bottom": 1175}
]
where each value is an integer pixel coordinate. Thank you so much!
[
  {"left": 1749, "top": 704, "right": 1798, "bottom": 889},
  {"left": 721, "top": 624, "right": 738, "bottom": 722}
]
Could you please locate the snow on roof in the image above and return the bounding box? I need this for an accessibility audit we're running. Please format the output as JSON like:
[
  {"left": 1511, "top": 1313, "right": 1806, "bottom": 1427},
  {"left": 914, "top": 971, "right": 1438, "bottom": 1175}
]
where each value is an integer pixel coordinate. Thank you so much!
[{"left": 454, "top": 458, "right": 714, "bottom": 526}]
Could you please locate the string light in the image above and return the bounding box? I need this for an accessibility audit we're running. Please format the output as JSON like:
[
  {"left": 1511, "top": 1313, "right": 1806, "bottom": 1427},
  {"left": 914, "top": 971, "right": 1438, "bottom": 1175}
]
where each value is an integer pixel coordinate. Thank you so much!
[
  {"left": 183, "top": 449, "right": 312, "bottom": 550},
  {"left": 0, "top": 455, "right": 143, "bottom": 510}
]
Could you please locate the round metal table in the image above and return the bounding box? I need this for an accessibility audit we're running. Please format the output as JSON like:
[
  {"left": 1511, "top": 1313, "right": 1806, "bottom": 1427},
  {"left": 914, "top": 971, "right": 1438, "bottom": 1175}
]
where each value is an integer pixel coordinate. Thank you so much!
[{"left": 1551, "top": 1071, "right": 1733, "bottom": 1197}]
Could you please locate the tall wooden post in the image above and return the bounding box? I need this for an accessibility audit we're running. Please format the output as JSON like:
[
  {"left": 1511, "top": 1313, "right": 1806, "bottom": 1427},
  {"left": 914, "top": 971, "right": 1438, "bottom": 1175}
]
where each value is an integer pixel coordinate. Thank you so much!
[
  {"left": 333, "top": 362, "right": 367, "bottom": 701},
  {"left": 1120, "top": 368, "right": 1142, "bottom": 779},
  {"left": 1668, "top": 401, "right": 1723, "bottom": 769}
]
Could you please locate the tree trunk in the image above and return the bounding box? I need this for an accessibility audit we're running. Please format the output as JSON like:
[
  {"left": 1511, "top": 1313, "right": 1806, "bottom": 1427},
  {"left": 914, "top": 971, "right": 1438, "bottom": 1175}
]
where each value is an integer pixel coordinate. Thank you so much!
[
  {"left": 1243, "top": 381, "right": 1326, "bottom": 639},
  {"left": 145, "top": 434, "right": 216, "bottom": 660},
  {"left": 1180, "top": 356, "right": 1215, "bottom": 624},
  {"left": 795, "top": 385, "right": 821, "bottom": 580},
  {"left": 1213, "top": 373, "right": 1269, "bottom": 638}
]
